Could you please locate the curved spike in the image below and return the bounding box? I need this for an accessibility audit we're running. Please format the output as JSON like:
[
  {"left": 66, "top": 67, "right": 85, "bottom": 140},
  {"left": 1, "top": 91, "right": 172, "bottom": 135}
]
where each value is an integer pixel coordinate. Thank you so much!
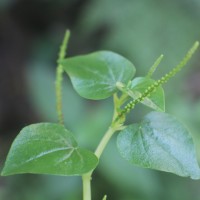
[{"left": 117, "top": 41, "right": 199, "bottom": 119}]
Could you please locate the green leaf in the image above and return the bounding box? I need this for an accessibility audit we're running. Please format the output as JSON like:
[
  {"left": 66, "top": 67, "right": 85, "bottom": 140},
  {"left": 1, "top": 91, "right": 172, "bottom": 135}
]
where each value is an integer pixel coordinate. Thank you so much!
[
  {"left": 117, "top": 111, "right": 200, "bottom": 179},
  {"left": 130, "top": 77, "right": 165, "bottom": 111},
  {"left": 60, "top": 51, "right": 136, "bottom": 100},
  {"left": 1, "top": 123, "right": 98, "bottom": 176}
]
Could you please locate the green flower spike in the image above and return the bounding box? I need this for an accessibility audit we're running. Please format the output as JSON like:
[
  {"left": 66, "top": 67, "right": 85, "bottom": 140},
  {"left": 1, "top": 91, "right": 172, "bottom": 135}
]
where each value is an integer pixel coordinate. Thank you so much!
[{"left": 117, "top": 41, "right": 199, "bottom": 120}]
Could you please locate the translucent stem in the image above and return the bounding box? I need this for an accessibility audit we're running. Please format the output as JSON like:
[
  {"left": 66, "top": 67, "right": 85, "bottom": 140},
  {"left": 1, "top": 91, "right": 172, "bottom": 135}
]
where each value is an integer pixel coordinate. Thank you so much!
[
  {"left": 82, "top": 173, "right": 91, "bottom": 200},
  {"left": 95, "top": 126, "right": 116, "bottom": 158}
]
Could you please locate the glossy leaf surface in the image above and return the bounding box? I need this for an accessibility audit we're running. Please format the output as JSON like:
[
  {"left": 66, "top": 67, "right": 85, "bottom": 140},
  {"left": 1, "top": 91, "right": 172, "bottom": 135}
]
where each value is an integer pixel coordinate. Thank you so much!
[
  {"left": 1, "top": 123, "right": 98, "bottom": 176},
  {"left": 117, "top": 111, "right": 200, "bottom": 179},
  {"left": 61, "top": 51, "right": 136, "bottom": 99},
  {"left": 130, "top": 77, "right": 165, "bottom": 111}
]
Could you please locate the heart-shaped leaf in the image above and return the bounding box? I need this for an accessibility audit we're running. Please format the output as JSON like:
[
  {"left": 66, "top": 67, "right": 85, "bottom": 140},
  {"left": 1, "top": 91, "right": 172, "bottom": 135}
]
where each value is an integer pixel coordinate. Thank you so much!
[
  {"left": 130, "top": 77, "right": 165, "bottom": 111},
  {"left": 60, "top": 51, "right": 136, "bottom": 100},
  {"left": 117, "top": 111, "right": 200, "bottom": 179},
  {"left": 1, "top": 123, "right": 98, "bottom": 176}
]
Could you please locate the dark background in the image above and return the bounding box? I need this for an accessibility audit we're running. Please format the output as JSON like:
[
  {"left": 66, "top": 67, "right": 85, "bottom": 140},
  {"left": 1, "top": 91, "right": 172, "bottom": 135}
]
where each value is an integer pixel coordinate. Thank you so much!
[{"left": 0, "top": 0, "right": 200, "bottom": 199}]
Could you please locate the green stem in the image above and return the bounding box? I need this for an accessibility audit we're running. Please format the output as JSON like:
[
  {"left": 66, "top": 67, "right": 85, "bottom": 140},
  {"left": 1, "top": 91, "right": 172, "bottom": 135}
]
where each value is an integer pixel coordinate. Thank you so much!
[
  {"left": 82, "top": 173, "right": 91, "bottom": 200},
  {"left": 82, "top": 125, "right": 120, "bottom": 200},
  {"left": 82, "top": 95, "right": 123, "bottom": 200},
  {"left": 95, "top": 126, "right": 116, "bottom": 158},
  {"left": 55, "top": 30, "right": 70, "bottom": 124}
]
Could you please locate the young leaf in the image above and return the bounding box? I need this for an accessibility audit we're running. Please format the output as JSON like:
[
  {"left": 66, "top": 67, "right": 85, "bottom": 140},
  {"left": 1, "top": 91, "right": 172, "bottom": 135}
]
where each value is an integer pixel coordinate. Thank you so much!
[
  {"left": 130, "top": 77, "right": 165, "bottom": 111},
  {"left": 1, "top": 123, "right": 98, "bottom": 176},
  {"left": 117, "top": 111, "right": 200, "bottom": 179},
  {"left": 60, "top": 51, "right": 136, "bottom": 100}
]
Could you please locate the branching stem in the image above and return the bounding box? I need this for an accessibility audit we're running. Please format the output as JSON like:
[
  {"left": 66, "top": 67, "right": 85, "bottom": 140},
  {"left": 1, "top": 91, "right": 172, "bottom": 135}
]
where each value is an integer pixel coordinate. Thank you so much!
[
  {"left": 82, "top": 95, "right": 123, "bottom": 200},
  {"left": 77, "top": 41, "right": 199, "bottom": 200}
]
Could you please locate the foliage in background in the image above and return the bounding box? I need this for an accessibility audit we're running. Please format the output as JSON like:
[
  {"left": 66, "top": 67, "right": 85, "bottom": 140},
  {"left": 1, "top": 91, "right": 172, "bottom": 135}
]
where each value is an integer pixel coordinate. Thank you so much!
[{"left": 1, "top": 0, "right": 200, "bottom": 200}]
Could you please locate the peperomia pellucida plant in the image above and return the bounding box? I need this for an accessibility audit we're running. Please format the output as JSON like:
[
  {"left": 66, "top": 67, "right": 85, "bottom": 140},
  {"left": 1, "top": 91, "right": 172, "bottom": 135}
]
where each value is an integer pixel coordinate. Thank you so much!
[{"left": 1, "top": 30, "right": 200, "bottom": 200}]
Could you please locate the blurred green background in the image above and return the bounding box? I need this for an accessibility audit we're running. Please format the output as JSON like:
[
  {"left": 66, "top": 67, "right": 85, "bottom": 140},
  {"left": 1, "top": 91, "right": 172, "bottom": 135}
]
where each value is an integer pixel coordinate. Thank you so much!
[{"left": 0, "top": 0, "right": 200, "bottom": 199}]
